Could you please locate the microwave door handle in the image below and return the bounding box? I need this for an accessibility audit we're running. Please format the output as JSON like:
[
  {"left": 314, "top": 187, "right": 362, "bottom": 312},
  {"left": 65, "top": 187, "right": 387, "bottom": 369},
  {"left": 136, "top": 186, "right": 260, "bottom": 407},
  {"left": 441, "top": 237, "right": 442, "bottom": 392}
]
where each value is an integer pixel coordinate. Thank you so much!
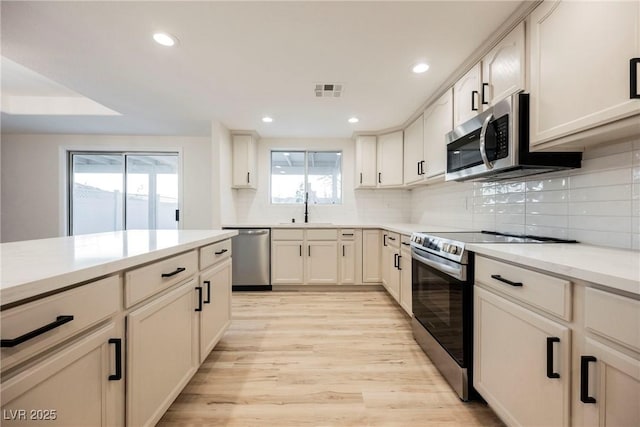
[{"left": 479, "top": 113, "right": 495, "bottom": 170}]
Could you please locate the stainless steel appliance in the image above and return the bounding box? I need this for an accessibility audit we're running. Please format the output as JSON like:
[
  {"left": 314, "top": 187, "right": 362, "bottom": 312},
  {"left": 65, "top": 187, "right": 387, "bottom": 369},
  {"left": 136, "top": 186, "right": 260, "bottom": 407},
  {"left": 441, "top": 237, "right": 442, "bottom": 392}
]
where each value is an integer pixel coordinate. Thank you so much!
[
  {"left": 410, "top": 230, "right": 577, "bottom": 401},
  {"left": 228, "top": 228, "right": 271, "bottom": 291},
  {"left": 445, "top": 93, "right": 582, "bottom": 182}
]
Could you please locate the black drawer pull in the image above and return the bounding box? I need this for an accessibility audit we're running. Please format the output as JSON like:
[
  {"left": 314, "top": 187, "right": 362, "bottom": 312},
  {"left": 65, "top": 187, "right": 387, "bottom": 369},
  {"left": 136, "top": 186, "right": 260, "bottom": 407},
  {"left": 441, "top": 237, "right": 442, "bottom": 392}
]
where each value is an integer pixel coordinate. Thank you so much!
[
  {"left": 342, "top": 233, "right": 354, "bottom": 237},
  {"left": 393, "top": 253, "right": 399, "bottom": 269},
  {"left": 397, "top": 255, "right": 402, "bottom": 271},
  {"left": 161, "top": 267, "right": 186, "bottom": 278},
  {"left": 401, "top": 242, "right": 410, "bottom": 246},
  {"left": 546, "top": 337, "right": 560, "bottom": 379},
  {"left": 631, "top": 58, "right": 640, "bottom": 99},
  {"left": 387, "top": 236, "right": 396, "bottom": 241},
  {"left": 491, "top": 274, "right": 523, "bottom": 287},
  {"left": 343, "top": 245, "right": 346, "bottom": 257},
  {"left": 195, "top": 286, "right": 203, "bottom": 312},
  {"left": 108, "top": 338, "right": 123, "bottom": 381},
  {"left": 580, "top": 356, "right": 597, "bottom": 404},
  {"left": 481, "top": 83, "right": 489, "bottom": 105},
  {"left": 383, "top": 234, "right": 387, "bottom": 246},
  {"left": 360, "top": 173, "right": 363, "bottom": 184},
  {"left": 471, "top": 90, "right": 479, "bottom": 111},
  {"left": 203, "top": 280, "right": 211, "bottom": 304},
  {"left": 378, "top": 172, "right": 382, "bottom": 184},
  {"left": 214, "top": 249, "right": 228, "bottom": 255},
  {"left": 1, "top": 315, "right": 74, "bottom": 348}
]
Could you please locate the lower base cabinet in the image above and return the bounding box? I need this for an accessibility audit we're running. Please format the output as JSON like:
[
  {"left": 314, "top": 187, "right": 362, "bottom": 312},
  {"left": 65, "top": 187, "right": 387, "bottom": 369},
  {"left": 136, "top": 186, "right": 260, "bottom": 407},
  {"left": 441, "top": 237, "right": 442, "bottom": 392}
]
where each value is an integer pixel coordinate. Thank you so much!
[
  {"left": 382, "top": 244, "right": 400, "bottom": 302},
  {"left": 0, "top": 322, "right": 124, "bottom": 427},
  {"left": 271, "top": 240, "right": 304, "bottom": 284},
  {"left": 474, "top": 287, "right": 570, "bottom": 427},
  {"left": 340, "top": 240, "right": 356, "bottom": 284},
  {"left": 127, "top": 280, "right": 198, "bottom": 427},
  {"left": 198, "top": 259, "right": 232, "bottom": 363},
  {"left": 306, "top": 241, "right": 338, "bottom": 284}
]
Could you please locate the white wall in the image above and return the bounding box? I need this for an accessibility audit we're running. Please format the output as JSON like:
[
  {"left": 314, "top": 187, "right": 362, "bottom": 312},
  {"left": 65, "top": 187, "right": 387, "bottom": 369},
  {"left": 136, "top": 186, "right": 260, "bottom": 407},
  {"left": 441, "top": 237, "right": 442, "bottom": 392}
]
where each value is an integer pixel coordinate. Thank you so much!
[
  {"left": 233, "top": 138, "right": 411, "bottom": 224},
  {"left": 411, "top": 139, "right": 640, "bottom": 250},
  {"left": 1, "top": 133, "right": 213, "bottom": 242},
  {"left": 210, "top": 120, "right": 236, "bottom": 227}
]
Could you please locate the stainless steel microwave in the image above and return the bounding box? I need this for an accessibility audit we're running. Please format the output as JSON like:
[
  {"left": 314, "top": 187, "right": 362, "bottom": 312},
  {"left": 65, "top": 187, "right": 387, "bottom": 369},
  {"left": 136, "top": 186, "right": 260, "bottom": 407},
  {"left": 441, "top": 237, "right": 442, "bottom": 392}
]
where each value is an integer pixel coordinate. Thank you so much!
[{"left": 445, "top": 93, "right": 582, "bottom": 182}]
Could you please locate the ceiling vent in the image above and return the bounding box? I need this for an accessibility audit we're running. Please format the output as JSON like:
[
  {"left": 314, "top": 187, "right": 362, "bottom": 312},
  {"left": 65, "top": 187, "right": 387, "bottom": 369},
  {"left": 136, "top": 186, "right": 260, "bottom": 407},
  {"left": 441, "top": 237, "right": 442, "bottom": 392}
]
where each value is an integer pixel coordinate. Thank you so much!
[{"left": 315, "top": 83, "right": 343, "bottom": 98}]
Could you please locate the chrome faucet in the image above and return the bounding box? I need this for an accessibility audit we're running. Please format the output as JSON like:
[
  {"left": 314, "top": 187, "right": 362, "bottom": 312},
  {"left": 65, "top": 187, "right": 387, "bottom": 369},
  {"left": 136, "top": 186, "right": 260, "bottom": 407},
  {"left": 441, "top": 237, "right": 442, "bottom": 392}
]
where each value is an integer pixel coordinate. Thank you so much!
[{"left": 304, "top": 192, "right": 309, "bottom": 223}]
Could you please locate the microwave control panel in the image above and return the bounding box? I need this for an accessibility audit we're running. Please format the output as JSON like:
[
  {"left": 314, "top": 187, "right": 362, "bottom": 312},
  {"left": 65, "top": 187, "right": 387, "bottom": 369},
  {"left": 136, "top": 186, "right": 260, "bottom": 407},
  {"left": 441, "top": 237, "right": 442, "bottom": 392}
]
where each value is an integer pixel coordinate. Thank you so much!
[{"left": 493, "top": 115, "right": 509, "bottom": 160}]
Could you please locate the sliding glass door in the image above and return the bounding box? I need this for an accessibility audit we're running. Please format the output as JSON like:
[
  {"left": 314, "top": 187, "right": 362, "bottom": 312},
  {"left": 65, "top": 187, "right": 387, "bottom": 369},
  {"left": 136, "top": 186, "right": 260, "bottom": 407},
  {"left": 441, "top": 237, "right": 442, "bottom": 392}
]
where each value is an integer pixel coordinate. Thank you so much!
[{"left": 69, "top": 152, "right": 179, "bottom": 235}]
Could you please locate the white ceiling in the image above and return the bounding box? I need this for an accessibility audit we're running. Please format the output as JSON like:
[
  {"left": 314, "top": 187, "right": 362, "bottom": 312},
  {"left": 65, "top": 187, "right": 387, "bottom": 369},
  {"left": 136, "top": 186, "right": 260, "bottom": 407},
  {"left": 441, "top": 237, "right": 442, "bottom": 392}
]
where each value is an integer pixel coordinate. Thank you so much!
[{"left": 1, "top": 1, "right": 524, "bottom": 138}]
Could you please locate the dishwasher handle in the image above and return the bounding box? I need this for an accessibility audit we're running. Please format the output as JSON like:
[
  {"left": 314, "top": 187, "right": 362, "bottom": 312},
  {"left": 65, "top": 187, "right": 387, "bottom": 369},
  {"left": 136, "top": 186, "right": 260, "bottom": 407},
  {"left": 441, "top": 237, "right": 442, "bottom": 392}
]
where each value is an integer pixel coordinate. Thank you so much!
[{"left": 237, "top": 229, "right": 270, "bottom": 235}]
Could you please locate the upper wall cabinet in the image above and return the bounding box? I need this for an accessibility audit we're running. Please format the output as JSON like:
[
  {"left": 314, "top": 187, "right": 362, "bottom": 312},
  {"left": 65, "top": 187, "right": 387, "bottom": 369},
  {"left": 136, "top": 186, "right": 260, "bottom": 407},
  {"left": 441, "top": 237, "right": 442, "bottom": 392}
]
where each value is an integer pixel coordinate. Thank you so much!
[
  {"left": 482, "top": 22, "right": 525, "bottom": 107},
  {"left": 377, "top": 131, "right": 404, "bottom": 187},
  {"left": 403, "top": 114, "right": 425, "bottom": 185},
  {"left": 354, "top": 135, "right": 377, "bottom": 188},
  {"left": 528, "top": 0, "right": 640, "bottom": 149},
  {"left": 423, "top": 88, "right": 454, "bottom": 179},
  {"left": 453, "top": 63, "right": 483, "bottom": 127},
  {"left": 232, "top": 134, "right": 258, "bottom": 189}
]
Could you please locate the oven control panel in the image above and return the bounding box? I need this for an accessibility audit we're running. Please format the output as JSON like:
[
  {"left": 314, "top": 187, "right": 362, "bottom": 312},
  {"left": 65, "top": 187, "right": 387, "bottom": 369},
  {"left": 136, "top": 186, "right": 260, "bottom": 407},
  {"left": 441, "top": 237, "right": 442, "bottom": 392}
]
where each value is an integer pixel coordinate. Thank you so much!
[{"left": 410, "top": 233, "right": 465, "bottom": 263}]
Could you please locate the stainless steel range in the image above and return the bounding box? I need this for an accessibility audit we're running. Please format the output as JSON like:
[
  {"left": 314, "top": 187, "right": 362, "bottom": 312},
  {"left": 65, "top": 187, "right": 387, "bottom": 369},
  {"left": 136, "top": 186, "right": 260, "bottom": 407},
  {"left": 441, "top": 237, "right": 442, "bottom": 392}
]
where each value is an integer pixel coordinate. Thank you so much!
[{"left": 410, "top": 230, "right": 576, "bottom": 401}]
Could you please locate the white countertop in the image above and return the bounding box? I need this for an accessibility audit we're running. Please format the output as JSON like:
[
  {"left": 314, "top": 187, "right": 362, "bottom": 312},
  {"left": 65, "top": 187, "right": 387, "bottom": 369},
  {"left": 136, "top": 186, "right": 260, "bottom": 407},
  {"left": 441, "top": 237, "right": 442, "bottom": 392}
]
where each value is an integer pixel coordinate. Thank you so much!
[
  {"left": 0, "top": 229, "right": 237, "bottom": 306},
  {"left": 468, "top": 243, "right": 640, "bottom": 296}
]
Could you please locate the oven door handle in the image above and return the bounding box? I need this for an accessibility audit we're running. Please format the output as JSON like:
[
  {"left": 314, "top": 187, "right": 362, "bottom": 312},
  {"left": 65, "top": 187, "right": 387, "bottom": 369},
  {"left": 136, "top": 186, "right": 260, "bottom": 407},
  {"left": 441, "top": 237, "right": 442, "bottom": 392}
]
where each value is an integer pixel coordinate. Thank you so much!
[
  {"left": 412, "top": 249, "right": 465, "bottom": 281},
  {"left": 479, "top": 113, "right": 494, "bottom": 170}
]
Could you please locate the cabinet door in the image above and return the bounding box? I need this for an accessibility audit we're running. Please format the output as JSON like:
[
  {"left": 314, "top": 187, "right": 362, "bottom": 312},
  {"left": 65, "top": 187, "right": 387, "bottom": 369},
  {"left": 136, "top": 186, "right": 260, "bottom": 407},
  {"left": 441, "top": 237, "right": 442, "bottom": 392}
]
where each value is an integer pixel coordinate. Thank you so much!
[
  {"left": 423, "top": 88, "right": 453, "bottom": 178},
  {"left": 403, "top": 114, "right": 425, "bottom": 185},
  {"left": 399, "top": 247, "right": 412, "bottom": 315},
  {"left": 339, "top": 241, "right": 356, "bottom": 284},
  {"left": 382, "top": 245, "right": 400, "bottom": 302},
  {"left": 271, "top": 241, "right": 304, "bottom": 284},
  {"left": 377, "top": 131, "right": 404, "bottom": 187},
  {"left": 127, "top": 280, "right": 198, "bottom": 427},
  {"left": 306, "top": 241, "right": 338, "bottom": 284},
  {"left": 199, "top": 258, "right": 232, "bottom": 362},
  {"left": 232, "top": 135, "right": 257, "bottom": 189},
  {"left": 580, "top": 338, "right": 640, "bottom": 427},
  {"left": 1, "top": 323, "right": 123, "bottom": 427},
  {"left": 362, "top": 230, "right": 381, "bottom": 282},
  {"left": 355, "top": 136, "right": 377, "bottom": 188},
  {"left": 529, "top": 0, "right": 640, "bottom": 146},
  {"left": 474, "top": 287, "right": 570, "bottom": 427},
  {"left": 482, "top": 22, "right": 525, "bottom": 106},
  {"left": 453, "top": 63, "right": 482, "bottom": 127}
]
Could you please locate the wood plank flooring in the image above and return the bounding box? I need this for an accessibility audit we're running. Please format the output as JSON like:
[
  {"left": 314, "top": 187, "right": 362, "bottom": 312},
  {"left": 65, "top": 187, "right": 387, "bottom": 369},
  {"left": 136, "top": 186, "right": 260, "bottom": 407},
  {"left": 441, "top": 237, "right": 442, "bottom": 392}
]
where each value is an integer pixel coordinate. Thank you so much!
[{"left": 158, "top": 291, "right": 503, "bottom": 426}]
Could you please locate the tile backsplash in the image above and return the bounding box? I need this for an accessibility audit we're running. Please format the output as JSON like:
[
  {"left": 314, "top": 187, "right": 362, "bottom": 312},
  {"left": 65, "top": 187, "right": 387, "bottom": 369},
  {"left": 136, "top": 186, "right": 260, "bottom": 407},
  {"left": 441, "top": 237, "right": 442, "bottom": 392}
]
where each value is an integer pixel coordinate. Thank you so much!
[{"left": 411, "top": 139, "right": 640, "bottom": 250}]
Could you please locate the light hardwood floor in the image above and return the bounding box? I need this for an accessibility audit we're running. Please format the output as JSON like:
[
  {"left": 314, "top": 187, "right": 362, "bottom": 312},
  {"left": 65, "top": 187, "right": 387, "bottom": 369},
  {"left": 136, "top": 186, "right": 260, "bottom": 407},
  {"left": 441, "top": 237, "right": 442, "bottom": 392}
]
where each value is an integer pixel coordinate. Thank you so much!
[{"left": 158, "top": 291, "right": 503, "bottom": 426}]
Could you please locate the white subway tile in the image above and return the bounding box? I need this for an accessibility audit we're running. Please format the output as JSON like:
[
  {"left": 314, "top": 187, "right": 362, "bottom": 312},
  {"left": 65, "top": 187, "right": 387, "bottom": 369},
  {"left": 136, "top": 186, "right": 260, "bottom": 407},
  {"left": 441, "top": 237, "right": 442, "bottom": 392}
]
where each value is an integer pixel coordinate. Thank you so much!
[
  {"left": 568, "top": 201, "right": 632, "bottom": 217},
  {"left": 568, "top": 215, "right": 631, "bottom": 233},
  {"left": 526, "top": 214, "right": 568, "bottom": 228},
  {"left": 526, "top": 177, "right": 568, "bottom": 192},
  {"left": 496, "top": 223, "right": 526, "bottom": 235},
  {"left": 495, "top": 193, "right": 526, "bottom": 204},
  {"left": 570, "top": 168, "right": 632, "bottom": 188},
  {"left": 569, "top": 184, "right": 632, "bottom": 202},
  {"left": 496, "top": 204, "right": 525, "bottom": 214},
  {"left": 525, "top": 225, "right": 569, "bottom": 240},
  {"left": 526, "top": 190, "right": 568, "bottom": 204},
  {"left": 568, "top": 229, "right": 632, "bottom": 249},
  {"left": 526, "top": 203, "right": 568, "bottom": 216},
  {"left": 633, "top": 150, "right": 640, "bottom": 165},
  {"left": 496, "top": 213, "right": 525, "bottom": 225}
]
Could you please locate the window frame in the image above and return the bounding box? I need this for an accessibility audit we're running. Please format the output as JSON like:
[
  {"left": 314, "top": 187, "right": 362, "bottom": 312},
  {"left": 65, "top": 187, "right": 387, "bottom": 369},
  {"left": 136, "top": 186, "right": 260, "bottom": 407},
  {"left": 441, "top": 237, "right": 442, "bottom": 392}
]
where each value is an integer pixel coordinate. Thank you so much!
[
  {"left": 67, "top": 150, "right": 181, "bottom": 236},
  {"left": 270, "top": 150, "right": 343, "bottom": 205}
]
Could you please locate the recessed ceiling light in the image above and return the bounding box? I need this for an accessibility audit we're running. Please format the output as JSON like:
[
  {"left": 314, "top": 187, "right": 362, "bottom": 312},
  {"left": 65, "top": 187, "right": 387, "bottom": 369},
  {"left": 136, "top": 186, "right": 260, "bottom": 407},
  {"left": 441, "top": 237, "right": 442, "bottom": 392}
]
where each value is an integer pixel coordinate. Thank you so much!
[
  {"left": 412, "top": 63, "right": 429, "bottom": 74},
  {"left": 275, "top": 165, "right": 282, "bottom": 168},
  {"left": 153, "top": 32, "right": 177, "bottom": 47},
  {"left": 262, "top": 116, "right": 273, "bottom": 123},
  {"left": 348, "top": 117, "right": 359, "bottom": 124}
]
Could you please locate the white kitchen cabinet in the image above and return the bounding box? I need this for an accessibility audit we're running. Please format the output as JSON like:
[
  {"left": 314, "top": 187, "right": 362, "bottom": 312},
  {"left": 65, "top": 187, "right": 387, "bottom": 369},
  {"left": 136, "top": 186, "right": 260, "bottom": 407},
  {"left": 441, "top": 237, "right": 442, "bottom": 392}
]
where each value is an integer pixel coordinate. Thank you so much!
[
  {"left": 474, "top": 286, "right": 570, "bottom": 427},
  {"left": 271, "top": 240, "right": 304, "bottom": 284},
  {"left": 423, "top": 88, "right": 454, "bottom": 179},
  {"left": 377, "top": 131, "right": 404, "bottom": 187},
  {"left": 306, "top": 241, "right": 338, "bottom": 284},
  {"left": 528, "top": 0, "right": 640, "bottom": 149},
  {"left": 127, "top": 280, "right": 198, "bottom": 427},
  {"left": 453, "top": 63, "right": 482, "bottom": 127},
  {"left": 482, "top": 22, "right": 525, "bottom": 107},
  {"left": 339, "top": 240, "right": 356, "bottom": 284},
  {"left": 232, "top": 134, "right": 258, "bottom": 189},
  {"left": 399, "top": 238, "right": 412, "bottom": 315},
  {"left": 403, "top": 114, "right": 425, "bottom": 185},
  {"left": 355, "top": 135, "right": 377, "bottom": 188},
  {"left": 362, "top": 229, "right": 381, "bottom": 283},
  {"left": 198, "top": 258, "right": 232, "bottom": 363},
  {"left": 0, "top": 322, "right": 124, "bottom": 427}
]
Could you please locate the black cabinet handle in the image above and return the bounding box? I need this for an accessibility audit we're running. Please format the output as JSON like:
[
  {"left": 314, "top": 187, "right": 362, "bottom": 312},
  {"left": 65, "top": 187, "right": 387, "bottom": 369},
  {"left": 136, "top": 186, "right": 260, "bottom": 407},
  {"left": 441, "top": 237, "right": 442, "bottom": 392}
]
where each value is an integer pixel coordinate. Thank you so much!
[
  {"left": 195, "top": 286, "right": 203, "bottom": 312},
  {"left": 402, "top": 242, "right": 410, "bottom": 246},
  {"left": 299, "top": 244, "right": 302, "bottom": 256},
  {"left": 342, "top": 233, "right": 354, "bottom": 237},
  {"left": 388, "top": 236, "right": 396, "bottom": 241},
  {"left": 162, "top": 267, "right": 186, "bottom": 278},
  {"left": 383, "top": 234, "right": 387, "bottom": 246},
  {"left": 215, "top": 249, "right": 228, "bottom": 255},
  {"left": 1, "top": 315, "right": 74, "bottom": 348},
  {"left": 417, "top": 161, "right": 421, "bottom": 176},
  {"left": 580, "top": 356, "right": 597, "bottom": 404},
  {"left": 308, "top": 245, "right": 311, "bottom": 257},
  {"left": 378, "top": 172, "right": 382, "bottom": 184},
  {"left": 546, "top": 337, "right": 560, "bottom": 379},
  {"left": 491, "top": 274, "right": 523, "bottom": 287},
  {"left": 247, "top": 172, "right": 250, "bottom": 183},
  {"left": 175, "top": 209, "right": 180, "bottom": 221},
  {"left": 108, "top": 338, "right": 122, "bottom": 381},
  {"left": 397, "top": 255, "right": 402, "bottom": 271},
  {"left": 342, "top": 245, "right": 345, "bottom": 257},
  {"left": 631, "top": 58, "right": 640, "bottom": 99},
  {"left": 393, "top": 253, "right": 399, "bottom": 268},
  {"left": 203, "top": 280, "right": 211, "bottom": 304},
  {"left": 360, "top": 173, "right": 363, "bottom": 184},
  {"left": 420, "top": 160, "right": 426, "bottom": 175},
  {"left": 471, "top": 90, "right": 479, "bottom": 111},
  {"left": 481, "top": 83, "right": 489, "bottom": 105}
]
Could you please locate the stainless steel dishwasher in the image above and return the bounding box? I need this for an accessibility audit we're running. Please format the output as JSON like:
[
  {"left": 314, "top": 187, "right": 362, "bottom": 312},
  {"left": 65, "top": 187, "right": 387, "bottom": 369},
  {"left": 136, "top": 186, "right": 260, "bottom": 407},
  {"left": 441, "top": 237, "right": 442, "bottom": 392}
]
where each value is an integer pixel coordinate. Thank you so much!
[{"left": 228, "top": 228, "right": 271, "bottom": 291}]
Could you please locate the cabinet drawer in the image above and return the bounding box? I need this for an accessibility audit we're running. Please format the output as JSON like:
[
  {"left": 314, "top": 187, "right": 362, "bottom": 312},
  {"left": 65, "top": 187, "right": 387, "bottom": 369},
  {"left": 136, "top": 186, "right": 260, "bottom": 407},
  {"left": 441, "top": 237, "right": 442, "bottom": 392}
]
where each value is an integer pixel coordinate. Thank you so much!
[
  {"left": 125, "top": 250, "right": 197, "bottom": 308},
  {"left": 1, "top": 275, "right": 120, "bottom": 371},
  {"left": 339, "top": 229, "right": 356, "bottom": 240},
  {"left": 307, "top": 229, "right": 337, "bottom": 240},
  {"left": 200, "top": 239, "right": 232, "bottom": 270},
  {"left": 401, "top": 234, "right": 411, "bottom": 250},
  {"left": 272, "top": 229, "right": 304, "bottom": 240},
  {"left": 585, "top": 287, "right": 640, "bottom": 353},
  {"left": 476, "top": 256, "right": 572, "bottom": 320},
  {"left": 383, "top": 232, "right": 400, "bottom": 249}
]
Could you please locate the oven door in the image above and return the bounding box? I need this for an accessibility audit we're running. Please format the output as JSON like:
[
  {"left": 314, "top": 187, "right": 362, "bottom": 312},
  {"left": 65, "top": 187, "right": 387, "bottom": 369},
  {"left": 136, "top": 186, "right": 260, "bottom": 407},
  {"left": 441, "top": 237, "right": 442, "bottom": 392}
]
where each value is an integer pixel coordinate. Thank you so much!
[{"left": 411, "top": 246, "right": 471, "bottom": 368}]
